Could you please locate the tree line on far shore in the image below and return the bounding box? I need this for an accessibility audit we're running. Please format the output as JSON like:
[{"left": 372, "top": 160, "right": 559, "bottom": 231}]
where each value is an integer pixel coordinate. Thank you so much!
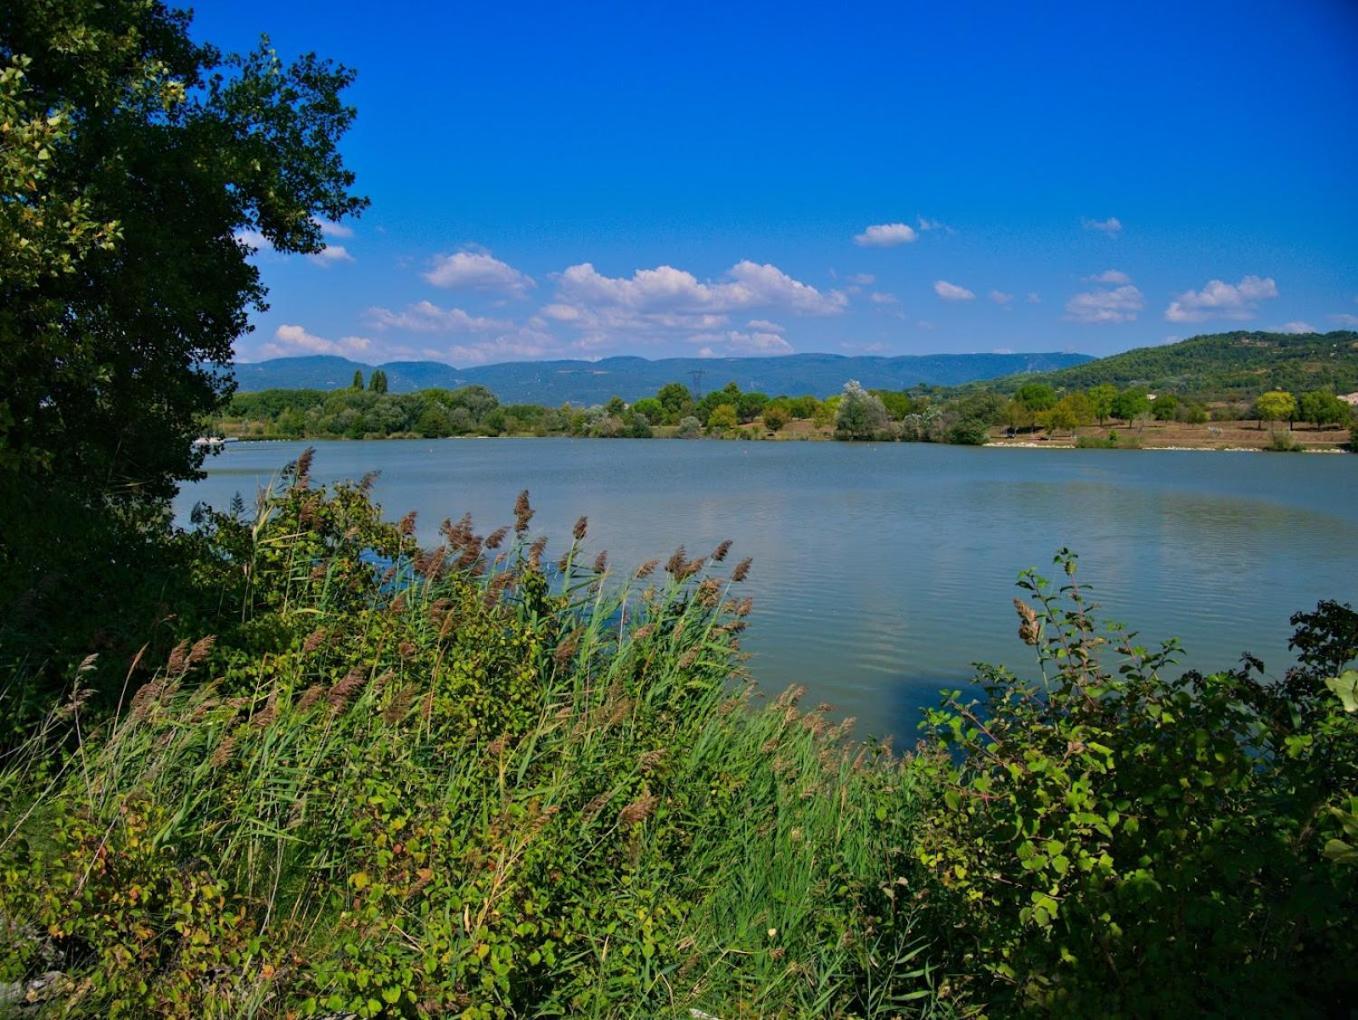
[{"left": 218, "top": 371, "right": 1357, "bottom": 446}]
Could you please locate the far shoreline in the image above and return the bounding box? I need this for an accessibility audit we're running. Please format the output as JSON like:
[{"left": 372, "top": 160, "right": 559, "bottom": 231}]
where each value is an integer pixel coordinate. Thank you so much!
[{"left": 208, "top": 429, "right": 1354, "bottom": 455}]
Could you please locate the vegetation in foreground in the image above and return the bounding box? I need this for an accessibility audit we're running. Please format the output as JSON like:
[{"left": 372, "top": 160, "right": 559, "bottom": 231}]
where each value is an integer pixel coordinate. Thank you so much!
[{"left": 2, "top": 459, "right": 1355, "bottom": 1017}]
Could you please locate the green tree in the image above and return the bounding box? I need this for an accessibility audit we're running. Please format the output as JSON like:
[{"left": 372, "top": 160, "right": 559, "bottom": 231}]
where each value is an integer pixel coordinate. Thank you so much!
[
  {"left": 416, "top": 403, "right": 452, "bottom": 438},
  {"left": 1015, "top": 382, "right": 1058, "bottom": 413},
  {"left": 1111, "top": 388, "right": 1151, "bottom": 425},
  {"left": 352, "top": 369, "right": 364, "bottom": 390},
  {"left": 630, "top": 397, "right": 664, "bottom": 425},
  {"left": 656, "top": 382, "right": 694, "bottom": 423},
  {"left": 1151, "top": 393, "right": 1179, "bottom": 420},
  {"left": 697, "top": 382, "right": 742, "bottom": 425},
  {"left": 1003, "top": 398, "right": 1035, "bottom": 434},
  {"left": 274, "top": 406, "right": 306, "bottom": 438},
  {"left": 762, "top": 405, "right": 790, "bottom": 432},
  {"left": 1087, "top": 384, "right": 1118, "bottom": 425},
  {"left": 1254, "top": 389, "right": 1297, "bottom": 431},
  {"left": 605, "top": 395, "right": 627, "bottom": 417},
  {"left": 368, "top": 369, "right": 388, "bottom": 394},
  {"left": 1298, "top": 389, "right": 1351, "bottom": 429},
  {"left": 706, "top": 403, "right": 739, "bottom": 432},
  {"left": 736, "top": 391, "right": 768, "bottom": 423},
  {"left": 876, "top": 390, "right": 916, "bottom": 420},
  {"left": 0, "top": 0, "right": 365, "bottom": 683},
  {"left": 834, "top": 380, "right": 888, "bottom": 440},
  {"left": 1049, "top": 392, "right": 1093, "bottom": 434}
]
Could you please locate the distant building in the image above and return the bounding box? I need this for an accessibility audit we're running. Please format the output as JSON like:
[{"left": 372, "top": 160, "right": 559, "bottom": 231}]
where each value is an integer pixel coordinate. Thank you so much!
[{"left": 1340, "top": 392, "right": 1358, "bottom": 407}]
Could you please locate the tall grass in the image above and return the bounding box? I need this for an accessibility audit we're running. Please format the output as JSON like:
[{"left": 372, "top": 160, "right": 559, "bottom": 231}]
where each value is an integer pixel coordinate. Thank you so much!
[{"left": 0, "top": 459, "right": 944, "bottom": 1017}]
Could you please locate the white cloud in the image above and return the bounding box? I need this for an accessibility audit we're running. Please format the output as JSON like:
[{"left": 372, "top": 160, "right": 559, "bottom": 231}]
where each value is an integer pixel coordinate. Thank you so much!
[
  {"left": 1164, "top": 275, "right": 1279, "bottom": 322},
  {"left": 1065, "top": 284, "right": 1144, "bottom": 324},
  {"left": 917, "top": 216, "right": 952, "bottom": 233},
  {"left": 1082, "top": 216, "right": 1123, "bottom": 236},
  {"left": 236, "top": 227, "right": 352, "bottom": 265},
  {"left": 365, "top": 300, "right": 510, "bottom": 334},
  {"left": 746, "top": 319, "right": 784, "bottom": 331},
  {"left": 854, "top": 223, "right": 918, "bottom": 247},
  {"left": 556, "top": 260, "right": 846, "bottom": 316},
  {"left": 263, "top": 324, "right": 371, "bottom": 358},
  {"left": 1088, "top": 269, "right": 1131, "bottom": 284},
  {"left": 308, "top": 244, "right": 354, "bottom": 266},
  {"left": 845, "top": 273, "right": 876, "bottom": 286},
  {"left": 234, "top": 229, "right": 269, "bottom": 250},
  {"left": 315, "top": 218, "right": 354, "bottom": 238},
  {"left": 989, "top": 290, "right": 1014, "bottom": 305},
  {"left": 1277, "top": 321, "right": 1315, "bottom": 334},
  {"left": 933, "top": 280, "right": 975, "bottom": 302},
  {"left": 1331, "top": 312, "right": 1358, "bottom": 326},
  {"left": 424, "top": 251, "right": 535, "bottom": 297},
  {"left": 688, "top": 328, "right": 793, "bottom": 355},
  {"left": 444, "top": 332, "right": 560, "bottom": 366},
  {"left": 870, "top": 291, "right": 900, "bottom": 305}
]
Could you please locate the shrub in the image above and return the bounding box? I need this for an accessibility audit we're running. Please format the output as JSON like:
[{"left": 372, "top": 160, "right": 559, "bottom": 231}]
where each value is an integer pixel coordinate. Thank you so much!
[
  {"left": 1267, "top": 430, "right": 1302, "bottom": 452},
  {"left": 913, "top": 552, "right": 1358, "bottom": 1015},
  {"left": 762, "top": 405, "right": 790, "bottom": 432},
  {"left": 947, "top": 418, "right": 989, "bottom": 446},
  {"left": 676, "top": 415, "right": 703, "bottom": 438},
  {"left": 1074, "top": 435, "right": 1117, "bottom": 449}
]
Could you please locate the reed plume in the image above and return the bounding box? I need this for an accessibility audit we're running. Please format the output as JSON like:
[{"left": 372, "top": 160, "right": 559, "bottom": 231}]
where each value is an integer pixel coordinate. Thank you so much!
[
  {"left": 618, "top": 792, "right": 658, "bottom": 830},
  {"left": 302, "top": 626, "right": 328, "bottom": 653},
  {"left": 514, "top": 490, "right": 534, "bottom": 534},
  {"left": 665, "top": 546, "right": 687, "bottom": 577},
  {"left": 1014, "top": 598, "right": 1041, "bottom": 645},
  {"left": 328, "top": 667, "right": 369, "bottom": 711}
]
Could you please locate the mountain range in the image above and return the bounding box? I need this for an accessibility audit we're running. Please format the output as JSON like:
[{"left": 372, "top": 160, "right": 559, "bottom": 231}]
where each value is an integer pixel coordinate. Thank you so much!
[{"left": 229, "top": 351, "right": 1093, "bottom": 404}]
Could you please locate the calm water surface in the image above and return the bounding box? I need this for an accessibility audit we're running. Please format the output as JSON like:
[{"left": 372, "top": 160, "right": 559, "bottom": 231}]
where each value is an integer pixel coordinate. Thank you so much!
[{"left": 176, "top": 440, "right": 1358, "bottom": 738}]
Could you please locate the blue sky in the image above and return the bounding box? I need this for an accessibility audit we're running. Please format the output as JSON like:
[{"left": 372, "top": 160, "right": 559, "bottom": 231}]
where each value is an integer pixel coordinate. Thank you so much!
[{"left": 194, "top": 0, "right": 1358, "bottom": 365}]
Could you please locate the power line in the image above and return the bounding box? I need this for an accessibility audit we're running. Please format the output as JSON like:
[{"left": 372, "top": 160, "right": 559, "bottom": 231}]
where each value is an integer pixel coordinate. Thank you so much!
[{"left": 689, "top": 368, "right": 706, "bottom": 399}]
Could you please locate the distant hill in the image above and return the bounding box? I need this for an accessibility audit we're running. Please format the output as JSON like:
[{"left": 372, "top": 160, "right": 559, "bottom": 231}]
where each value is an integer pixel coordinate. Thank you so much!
[
  {"left": 230, "top": 351, "right": 1093, "bottom": 403},
  {"left": 1008, "top": 330, "right": 1358, "bottom": 398}
]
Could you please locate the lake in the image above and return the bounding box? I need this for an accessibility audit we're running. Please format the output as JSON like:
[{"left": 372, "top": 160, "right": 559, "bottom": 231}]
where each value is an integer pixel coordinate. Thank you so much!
[{"left": 175, "top": 439, "right": 1358, "bottom": 739}]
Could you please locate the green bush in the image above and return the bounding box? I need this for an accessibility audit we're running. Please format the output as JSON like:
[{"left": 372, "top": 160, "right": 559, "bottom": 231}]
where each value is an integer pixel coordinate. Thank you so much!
[
  {"left": 912, "top": 551, "right": 1358, "bottom": 1015},
  {"left": 946, "top": 418, "right": 989, "bottom": 446}
]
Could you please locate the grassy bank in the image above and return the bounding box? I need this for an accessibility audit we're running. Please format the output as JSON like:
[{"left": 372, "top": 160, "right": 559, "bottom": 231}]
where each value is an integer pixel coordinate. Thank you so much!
[{"left": 2, "top": 457, "right": 1355, "bottom": 1016}]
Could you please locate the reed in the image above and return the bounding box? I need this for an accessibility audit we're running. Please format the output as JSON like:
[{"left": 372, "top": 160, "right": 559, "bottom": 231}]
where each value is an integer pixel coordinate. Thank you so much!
[{"left": 0, "top": 464, "right": 942, "bottom": 1018}]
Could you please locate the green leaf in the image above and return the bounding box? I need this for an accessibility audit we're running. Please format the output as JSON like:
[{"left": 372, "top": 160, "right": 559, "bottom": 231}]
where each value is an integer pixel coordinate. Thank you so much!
[{"left": 1324, "top": 670, "right": 1358, "bottom": 713}]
